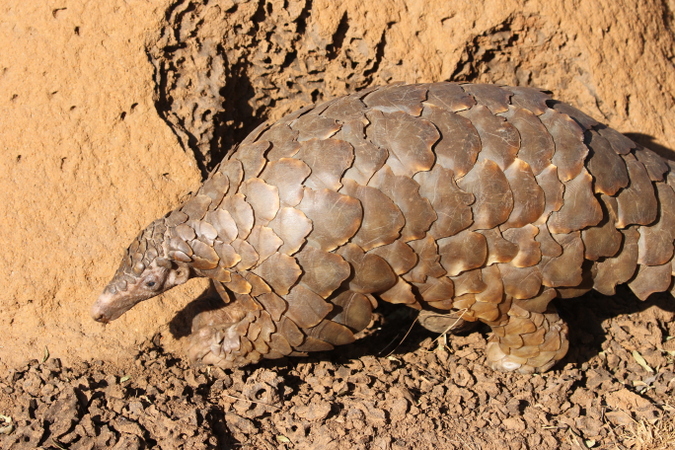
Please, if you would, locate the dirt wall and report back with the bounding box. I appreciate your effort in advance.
[1,0,674,372]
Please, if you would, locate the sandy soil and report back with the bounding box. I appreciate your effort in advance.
[1,0,675,448]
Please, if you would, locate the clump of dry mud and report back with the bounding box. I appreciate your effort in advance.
[2,290,674,449]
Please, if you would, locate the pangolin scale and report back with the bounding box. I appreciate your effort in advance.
[93,82,675,373]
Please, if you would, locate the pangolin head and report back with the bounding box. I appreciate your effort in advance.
[91,219,192,323]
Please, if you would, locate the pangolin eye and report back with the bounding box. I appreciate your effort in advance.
[145,281,156,288]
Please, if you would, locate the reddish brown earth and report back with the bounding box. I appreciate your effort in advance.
[1,0,675,448]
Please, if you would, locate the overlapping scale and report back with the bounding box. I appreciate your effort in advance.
[636,183,675,265]
[501,225,541,267]
[290,113,341,141]
[615,155,658,228]
[535,165,565,221]
[450,269,487,297]
[369,241,418,275]
[421,105,481,177]
[369,165,437,241]
[245,273,272,297]
[263,123,301,160]
[165,209,189,227]
[295,138,354,191]
[502,159,546,229]
[246,225,283,264]
[501,106,554,176]
[499,264,543,300]
[547,168,603,234]
[306,320,356,347]
[295,246,351,298]
[189,239,219,270]
[457,159,513,230]
[221,194,254,239]
[283,285,333,329]
[379,278,418,306]
[297,188,362,251]
[181,194,211,220]
[474,265,505,304]
[460,84,512,114]
[329,290,374,333]
[414,276,455,307]
[240,178,280,224]
[459,105,519,171]
[505,86,551,115]
[628,263,673,300]
[597,126,635,155]
[581,196,623,261]
[234,141,271,179]
[585,130,629,195]
[218,159,244,191]
[362,83,428,116]
[539,232,584,287]
[213,242,240,269]
[425,82,475,112]
[204,209,238,243]
[200,171,229,205]
[257,292,287,321]
[413,165,473,238]
[437,229,488,277]
[366,110,438,177]
[335,120,388,185]
[260,158,311,206]
[539,108,587,181]
[320,95,368,120]
[479,228,518,265]
[338,243,397,294]
[231,239,259,271]
[634,146,669,181]
[251,252,301,296]
[405,236,446,283]
[268,207,312,255]
[341,179,404,251]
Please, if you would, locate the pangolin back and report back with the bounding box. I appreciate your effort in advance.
[93,82,675,373]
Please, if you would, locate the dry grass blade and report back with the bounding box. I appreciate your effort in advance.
[617,415,675,450]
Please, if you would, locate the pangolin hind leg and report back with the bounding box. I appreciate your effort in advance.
[484,302,569,373]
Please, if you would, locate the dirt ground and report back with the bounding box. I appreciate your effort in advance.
[2,289,675,449]
[2,0,675,448]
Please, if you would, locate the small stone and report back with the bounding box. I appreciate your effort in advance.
[225,412,258,435]
[295,398,332,421]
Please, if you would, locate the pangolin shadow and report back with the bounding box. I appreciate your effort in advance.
[167,281,675,372]
[557,287,675,368]
[624,132,675,162]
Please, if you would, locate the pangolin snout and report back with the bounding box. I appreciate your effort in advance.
[90,297,111,323]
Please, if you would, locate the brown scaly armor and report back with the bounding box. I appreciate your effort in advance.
[92,83,675,373]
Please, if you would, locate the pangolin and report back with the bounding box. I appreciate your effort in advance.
[92,82,675,374]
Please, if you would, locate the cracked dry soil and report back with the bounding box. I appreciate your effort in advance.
[1,289,674,449]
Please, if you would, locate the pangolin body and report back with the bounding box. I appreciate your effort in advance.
[93,83,675,373]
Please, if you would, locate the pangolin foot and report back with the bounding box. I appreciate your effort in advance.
[187,307,264,368]
[485,305,569,374]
